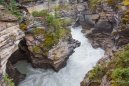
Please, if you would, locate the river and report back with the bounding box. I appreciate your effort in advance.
[15,26,104,86]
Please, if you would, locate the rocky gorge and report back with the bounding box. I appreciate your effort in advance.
[75,0,129,86]
[0,0,80,85]
[0,0,129,86]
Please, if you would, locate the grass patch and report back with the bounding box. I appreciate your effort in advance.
[31,10,72,55]
[87,44,129,86]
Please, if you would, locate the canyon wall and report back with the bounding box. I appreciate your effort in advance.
[0,5,25,85]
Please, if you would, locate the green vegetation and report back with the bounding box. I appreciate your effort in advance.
[89,66,103,79]
[31,9,72,55]
[0,0,22,19]
[33,45,42,54]
[0,0,8,8]
[106,0,123,6]
[4,73,15,86]
[20,24,27,31]
[89,72,96,79]
[106,0,129,8]
[86,0,129,11]
[88,0,102,10]
[87,44,129,86]
[10,0,22,19]
[120,10,129,30]
[57,4,72,11]
[123,0,129,6]
[32,10,49,17]
[32,28,45,34]
[111,68,129,86]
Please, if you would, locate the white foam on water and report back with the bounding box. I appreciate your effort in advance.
[16,26,104,86]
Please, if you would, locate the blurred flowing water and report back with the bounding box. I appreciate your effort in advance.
[15,26,104,86]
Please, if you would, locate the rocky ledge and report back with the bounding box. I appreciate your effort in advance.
[14,1,81,72]
[75,0,129,86]
[0,5,25,86]
[22,34,80,72]
[0,0,80,85]
[0,22,25,85]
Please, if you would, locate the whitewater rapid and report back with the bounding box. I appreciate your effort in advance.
[15,26,104,86]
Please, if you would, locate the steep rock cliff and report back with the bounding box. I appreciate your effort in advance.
[78,0,129,86]
[0,5,25,85]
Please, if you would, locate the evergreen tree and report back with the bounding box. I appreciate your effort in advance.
[10,0,21,18]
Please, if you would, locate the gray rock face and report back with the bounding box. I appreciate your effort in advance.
[94,21,113,33]
[78,14,95,29]
[80,1,129,86]
[22,34,80,72]
[0,21,24,85]
[76,1,116,54]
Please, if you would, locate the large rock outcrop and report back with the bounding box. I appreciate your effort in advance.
[18,3,81,72]
[0,5,25,85]
[75,1,116,56]
[20,33,80,72]
[78,0,129,86]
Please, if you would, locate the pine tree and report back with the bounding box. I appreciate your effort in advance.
[10,0,21,18]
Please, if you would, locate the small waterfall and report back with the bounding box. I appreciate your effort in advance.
[15,26,104,86]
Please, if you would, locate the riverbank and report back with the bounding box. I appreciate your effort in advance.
[1,0,129,86]
[15,26,104,86]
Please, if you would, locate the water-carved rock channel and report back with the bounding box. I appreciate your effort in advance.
[15,26,104,86]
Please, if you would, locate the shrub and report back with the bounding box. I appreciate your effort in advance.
[89,66,102,79]
[32,28,45,34]
[89,73,96,79]
[0,0,8,8]
[123,0,129,6]
[0,0,22,19]
[32,10,49,17]
[32,11,40,17]
[33,45,42,54]
[88,0,102,10]
[106,0,123,6]
[20,24,27,31]
[10,0,22,19]
[111,68,129,85]
[31,10,72,56]
[4,73,15,86]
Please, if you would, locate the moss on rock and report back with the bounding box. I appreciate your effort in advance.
[86,44,129,86]
[33,45,42,54]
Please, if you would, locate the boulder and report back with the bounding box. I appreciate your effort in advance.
[23,34,80,72]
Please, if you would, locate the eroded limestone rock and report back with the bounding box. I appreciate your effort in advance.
[23,34,80,72]
[0,9,24,84]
